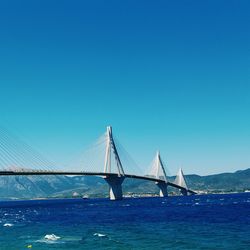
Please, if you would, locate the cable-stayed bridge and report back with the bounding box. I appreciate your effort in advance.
[0,126,196,200]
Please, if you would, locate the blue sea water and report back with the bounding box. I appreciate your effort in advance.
[0,193,249,250]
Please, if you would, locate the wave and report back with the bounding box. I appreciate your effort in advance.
[93,233,108,238]
[36,234,61,244]
[3,223,14,227]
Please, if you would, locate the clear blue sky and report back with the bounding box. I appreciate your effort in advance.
[0,0,249,175]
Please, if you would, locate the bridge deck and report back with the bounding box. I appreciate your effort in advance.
[0,171,196,195]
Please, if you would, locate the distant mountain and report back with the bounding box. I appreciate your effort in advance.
[184,168,250,193]
[0,175,75,199]
[0,169,249,199]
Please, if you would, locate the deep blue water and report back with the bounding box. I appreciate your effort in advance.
[0,193,250,250]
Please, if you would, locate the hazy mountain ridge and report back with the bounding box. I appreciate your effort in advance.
[0,169,249,199]
[185,168,250,192]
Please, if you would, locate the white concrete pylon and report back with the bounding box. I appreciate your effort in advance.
[103,127,111,173]
[103,126,125,200]
[149,151,168,182]
[174,168,188,189]
[156,151,168,182]
[103,126,125,177]
[149,151,169,197]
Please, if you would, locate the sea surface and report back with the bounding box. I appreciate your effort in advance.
[0,193,249,250]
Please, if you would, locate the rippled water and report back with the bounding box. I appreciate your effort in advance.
[0,193,250,250]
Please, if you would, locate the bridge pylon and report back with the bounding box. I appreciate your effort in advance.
[174,168,188,196]
[149,151,169,197]
[103,126,125,200]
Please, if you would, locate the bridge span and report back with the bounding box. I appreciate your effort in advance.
[0,126,197,200]
[0,170,196,199]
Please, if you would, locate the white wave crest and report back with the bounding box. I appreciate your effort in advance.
[3,223,13,227]
[36,234,61,244]
[93,233,107,238]
[44,234,61,241]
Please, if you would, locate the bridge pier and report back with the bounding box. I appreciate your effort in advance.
[180,189,188,196]
[156,182,168,197]
[104,176,125,200]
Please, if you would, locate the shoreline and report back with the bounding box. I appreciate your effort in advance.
[0,191,249,202]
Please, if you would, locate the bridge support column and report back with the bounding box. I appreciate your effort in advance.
[156,182,168,197]
[180,189,188,196]
[104,176,125,200]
